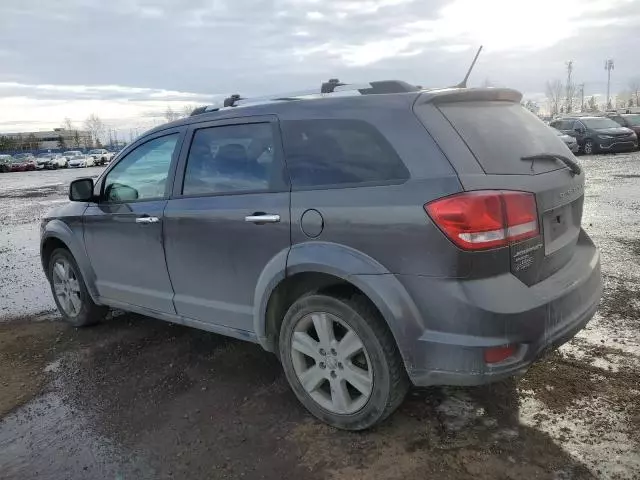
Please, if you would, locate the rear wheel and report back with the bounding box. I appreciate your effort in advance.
[583,139,595,155]
[48,248,107,327]
[279,293,408,430]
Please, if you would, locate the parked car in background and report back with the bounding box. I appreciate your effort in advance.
[87,149,114,165]
[36,153,68,169]
[550,116,638,154]
[0,154,14,172]
[49,154,69,169]
[13,153,37,163]
[68,154,93,168]
[41,83,602,430]
[551,127,579,153]
[8,156,36,172]
[36,154,52,170]
[606,113,640,145]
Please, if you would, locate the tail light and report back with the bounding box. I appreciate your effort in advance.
[425,191,539,251]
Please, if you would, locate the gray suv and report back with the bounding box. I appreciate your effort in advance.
[40,81,602,430]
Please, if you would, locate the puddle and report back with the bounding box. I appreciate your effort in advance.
[0,391,150,479]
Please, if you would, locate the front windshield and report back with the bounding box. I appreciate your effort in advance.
[582,117,623,129]
[622,114,640,126]
[14,153,29,159]
[89,149,101,154]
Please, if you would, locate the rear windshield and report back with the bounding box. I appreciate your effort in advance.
[437,101,568,175]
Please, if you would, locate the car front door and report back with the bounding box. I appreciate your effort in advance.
[83,130,184,314]
[163,116,290,334]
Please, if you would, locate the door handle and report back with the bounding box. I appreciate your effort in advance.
[135,216,160,224]
[244,214,280,224]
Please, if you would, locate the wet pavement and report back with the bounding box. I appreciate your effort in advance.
[0,157,639,479]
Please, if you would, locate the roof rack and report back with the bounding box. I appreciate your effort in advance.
[191,79,419,116]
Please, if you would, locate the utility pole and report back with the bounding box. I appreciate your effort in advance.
[578,83,585,112]
[605,59,614,110]
[565,60,574,113]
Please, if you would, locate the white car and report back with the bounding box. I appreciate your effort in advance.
[87,149,114,165]
[36,154,68,169]
[68,155,95,168]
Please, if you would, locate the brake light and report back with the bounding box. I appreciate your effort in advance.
[425,191,539,250]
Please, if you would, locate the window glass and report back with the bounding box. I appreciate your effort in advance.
[182,123,275,195]
[436,102,567,175]
[281,119,408,188]
[103,134,178,202]
[581,117,621,129]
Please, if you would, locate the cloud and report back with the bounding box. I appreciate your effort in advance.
[0,0,639,131]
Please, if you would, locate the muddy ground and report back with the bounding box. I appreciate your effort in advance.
[0,157,639,480]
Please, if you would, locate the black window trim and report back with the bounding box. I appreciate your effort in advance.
[97,129,185,205]
[171,115,289,200]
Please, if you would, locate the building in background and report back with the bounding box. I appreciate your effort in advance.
[0,128,92,153]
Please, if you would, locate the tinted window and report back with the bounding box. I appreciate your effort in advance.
[182,123,275,195]
[437,102,568,175]
[103,134,178,202]
[281,119,409,189]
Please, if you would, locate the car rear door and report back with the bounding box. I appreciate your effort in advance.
[83,129,184,313]
[415,95,585,286]
[163,116,290,334]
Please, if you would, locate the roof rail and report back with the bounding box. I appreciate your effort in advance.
[191,79,419,116]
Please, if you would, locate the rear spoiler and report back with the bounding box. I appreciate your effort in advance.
[416,87,523,105]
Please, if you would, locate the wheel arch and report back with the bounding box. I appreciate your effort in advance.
[41,220,100,303]
[254,242,423,370]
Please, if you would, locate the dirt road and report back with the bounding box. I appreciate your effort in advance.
[0,158,639,479]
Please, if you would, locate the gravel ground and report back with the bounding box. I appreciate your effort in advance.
[0,157,639,480]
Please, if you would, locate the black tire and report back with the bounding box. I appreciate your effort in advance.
[279,293,409,430]
[47,248,108,327]
[583,139,595,155]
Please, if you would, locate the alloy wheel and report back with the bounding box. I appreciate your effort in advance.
[51,258,82,317]
[584,140,594,155]
[289,312,373,415]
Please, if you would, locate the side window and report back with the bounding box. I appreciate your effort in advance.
[103,134,178,202]
[182,123,276,196]
[281,119,409,189]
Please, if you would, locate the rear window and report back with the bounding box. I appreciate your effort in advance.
[438,101,568,175]
[281,119,409,189]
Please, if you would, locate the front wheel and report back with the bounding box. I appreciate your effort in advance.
[48,248,108,327]
[279,293,408,430]
[583,139,595,155]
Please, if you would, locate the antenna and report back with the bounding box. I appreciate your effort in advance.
[456,45,483,88]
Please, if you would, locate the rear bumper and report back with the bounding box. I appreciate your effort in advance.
[398,231,602,387]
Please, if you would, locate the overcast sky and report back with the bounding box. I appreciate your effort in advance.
[1,0,639,135]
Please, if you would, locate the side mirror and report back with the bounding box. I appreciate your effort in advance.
[574,127,585,135]
[104,183,139,202]
[69,178,94,202]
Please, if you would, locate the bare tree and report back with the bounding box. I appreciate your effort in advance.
[62,117,74,131]
[164,105,180,122]
[84,114,104,147]
[545,80,564,116]
[181,104,200,118]
[629,77,640,107]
